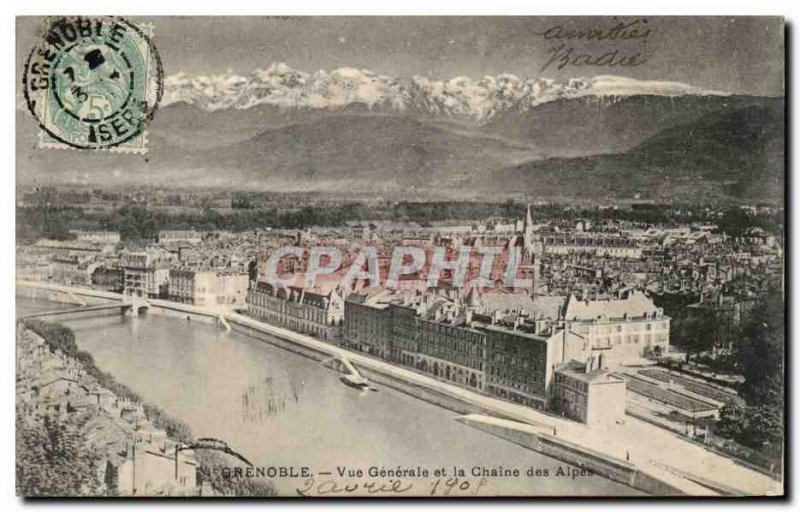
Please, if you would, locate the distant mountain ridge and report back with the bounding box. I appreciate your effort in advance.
[16,67,783,204]
[479,94,782,156]
[492,104,784,202]
[163,63,728,120]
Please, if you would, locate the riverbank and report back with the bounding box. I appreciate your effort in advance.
[16,317,276,497]
[16,281,783,496]
[16,320,199,496]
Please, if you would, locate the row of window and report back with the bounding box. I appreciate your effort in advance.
[576,321,668,335]
[420,320,483,343]
[555,373,589,393]
[249,296,333,324]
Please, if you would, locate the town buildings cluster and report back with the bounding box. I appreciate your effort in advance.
[16,204,783,426]
[338,285,657,424]
[244,208,664,425]
[18,230,254,309]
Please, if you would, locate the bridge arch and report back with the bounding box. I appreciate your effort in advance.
[124,296,151,316]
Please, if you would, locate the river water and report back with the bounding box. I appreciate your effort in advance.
[17,296,640,497]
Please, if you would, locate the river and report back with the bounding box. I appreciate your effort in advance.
[17,296,641,496]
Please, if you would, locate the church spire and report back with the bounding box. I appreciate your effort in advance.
[522,204,537,259]
[524,203,533,234]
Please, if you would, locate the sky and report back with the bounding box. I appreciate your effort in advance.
[17,16,784,96]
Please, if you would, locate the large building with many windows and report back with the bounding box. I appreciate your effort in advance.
[70,230,121,245]
[561,290,670,366]
[342,289,395,359]
[168,269,249,307]
[121,251,174,299]
[247,281,345,341]
[91,265,124,293]
[483,323,580,408]
[344,288,583,410]
[541,234,643,259]
[158,230,202,245]
[343,286,664,412]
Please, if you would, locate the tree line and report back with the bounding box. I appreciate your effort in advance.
[17,201,782,244]
[715,290,784,455]
[668,289,784,455]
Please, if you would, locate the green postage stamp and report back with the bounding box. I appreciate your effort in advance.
[22,16,163,153]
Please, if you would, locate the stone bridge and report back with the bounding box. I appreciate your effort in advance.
[122,295,151,316]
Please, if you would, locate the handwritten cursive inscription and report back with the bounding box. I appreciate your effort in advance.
[296,477,414,496]
[296,476,490,497]
[536,19,651,72]
[542,44,647,72]
[536,19,652,42]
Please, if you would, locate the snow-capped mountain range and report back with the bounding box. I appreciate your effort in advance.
[163,62,728,119]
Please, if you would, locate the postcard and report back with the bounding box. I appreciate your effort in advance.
[15,15,785,497]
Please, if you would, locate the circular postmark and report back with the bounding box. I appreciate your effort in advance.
[23,16,163,150]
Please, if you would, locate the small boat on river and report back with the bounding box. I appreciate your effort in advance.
[340,373,370,389]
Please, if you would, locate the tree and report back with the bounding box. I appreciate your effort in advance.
[232,192,252,209]
[717,208,754,238]
[715,287,785,452]
[736,288,784,407]
[247,259,258,284]
[745,404,783,451]
[674,309,717,362]
[16,409,103,496]
[716,400,748,440]
[113,205,158,241]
